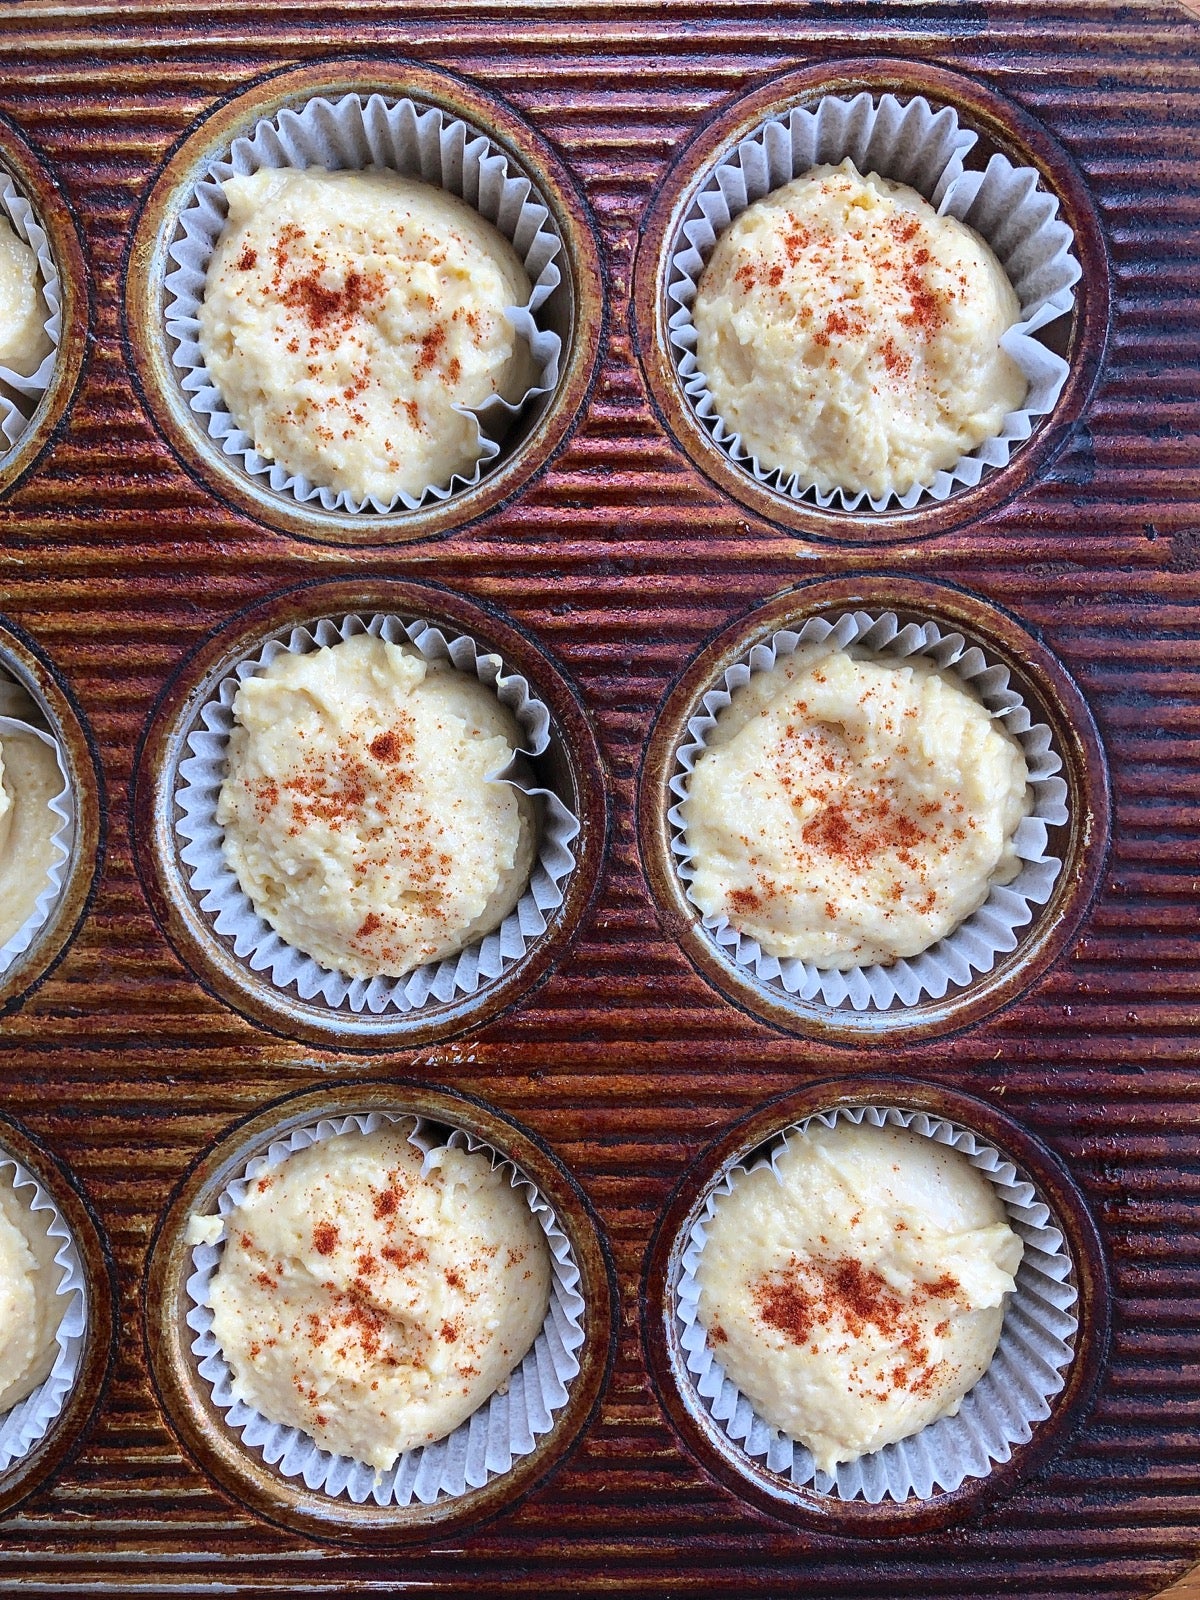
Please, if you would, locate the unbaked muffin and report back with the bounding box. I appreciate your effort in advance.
[217,632,538,980]
[695,1119,1023,1472]
[198,167,537,501]
[692,158,1027,499]
[680,644,1031,968]
[203,1124,551,1468]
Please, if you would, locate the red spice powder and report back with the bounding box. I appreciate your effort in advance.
[368,730,404,763]
[282,267,384,333]
[312,1222,339,1256]
[752,1254,964,1402]
[414,324,446,377]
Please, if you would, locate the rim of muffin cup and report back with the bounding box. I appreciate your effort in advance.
[144,1082,615,1545]
[0,114,88,500]
[631,56,1110,543]
[132,578,607,1051]
[642,1075,1111,1537]
[637,574,1111,1046]
[0,614,104,1016]
[0,1115,115,1519]
[124,56,604,547]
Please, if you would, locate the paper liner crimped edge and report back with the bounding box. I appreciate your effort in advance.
[673,1102,1079,1504]
[0,172,61,455]
[185,1110,586,1506]
[174,610,580,1016]
[668,608,1068,1012]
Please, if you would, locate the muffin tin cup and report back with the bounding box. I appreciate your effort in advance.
[668,606,1068,1012]
[665,88,1079,514]
[163,90,564,517]
[674,1101,1078,1505]
[0,172,61,455]
[0,1149,88,1474]
[0,702,75,978]
[185,1109,586,1507]
[0,617,103,1016]
[643,1075,1111,1538]
[174,609,580,1017]
[638,573,1110,1044]
[145,1082,614,1545]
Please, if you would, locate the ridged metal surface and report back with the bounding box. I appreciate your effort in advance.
[0,2,1195,1593]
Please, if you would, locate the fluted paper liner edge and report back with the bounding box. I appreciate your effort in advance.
[0,1153,87,1473]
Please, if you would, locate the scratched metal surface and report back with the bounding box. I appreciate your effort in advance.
[0,2,1196,1594]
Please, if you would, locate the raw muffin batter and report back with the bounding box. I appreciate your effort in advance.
[198,167,537,501]
[695,1119,1023,1472]
[0,215,50,378]
[692,159,1028,498]
[681,646,1031,968]
[0,1174,65,1413]
[205,1124,552,1468]
[217,632,537,979]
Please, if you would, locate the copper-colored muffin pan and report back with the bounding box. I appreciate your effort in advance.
[0,5,1197,1596]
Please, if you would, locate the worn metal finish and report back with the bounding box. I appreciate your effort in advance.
[0,4,1195,1596]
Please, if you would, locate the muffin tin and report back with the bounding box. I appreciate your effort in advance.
[0,10,1197,1599]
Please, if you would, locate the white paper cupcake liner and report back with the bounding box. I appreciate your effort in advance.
[0,1151,87,1473]
[675,1103,1079,1504]
[163,92,564,514]
[666,90,1081,511]
[669,608,1068,1012]
[0,171,61,454]
[174,611,580,1015]
[185,1110,586,1506]
[0,700,75,978]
